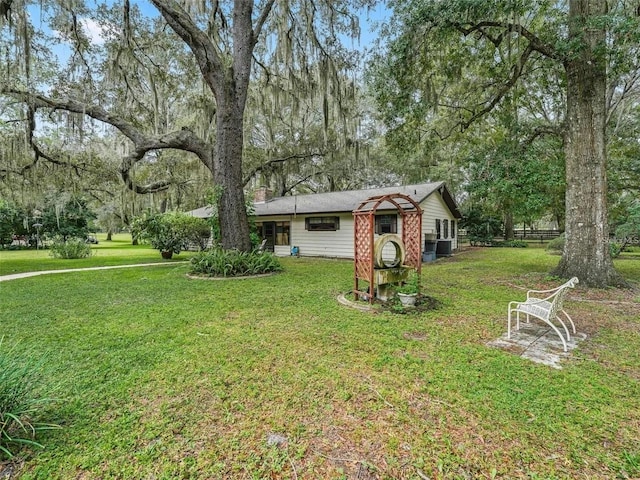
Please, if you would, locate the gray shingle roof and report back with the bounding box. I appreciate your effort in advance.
[189,182,461,218]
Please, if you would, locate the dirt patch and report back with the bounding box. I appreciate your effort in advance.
[338,292,441,315]
[403,331,429,341]
[0,459,23,480]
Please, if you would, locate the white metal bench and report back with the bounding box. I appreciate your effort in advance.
[508,277,579,352]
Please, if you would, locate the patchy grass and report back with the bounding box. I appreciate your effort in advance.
[0,247,638,479]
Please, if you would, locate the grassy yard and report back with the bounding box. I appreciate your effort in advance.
[0,246,639,479]
[0,234,191,276]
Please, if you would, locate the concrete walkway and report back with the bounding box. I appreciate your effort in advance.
[0,261,188,282]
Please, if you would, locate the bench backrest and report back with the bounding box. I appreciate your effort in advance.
[548,277,579,319]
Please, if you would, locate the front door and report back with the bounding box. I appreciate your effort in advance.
[261,222,275,251]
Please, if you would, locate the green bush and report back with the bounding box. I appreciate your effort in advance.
[610,242,623,258]
[0,200,28,248]
[131,212,210,255]
[493,240,528,248]
[40,194,96,241]
[49,237,93,259]
[460,207,503,246]
[189,248,283,277]
[0,340,58,458]
[546,233,565,254]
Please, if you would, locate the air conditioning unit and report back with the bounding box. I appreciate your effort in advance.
[436,240,452,257]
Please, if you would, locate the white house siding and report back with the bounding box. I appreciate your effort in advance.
[289,213,355,258]
[420,194,458,250]
[274,245,291,256]
[258,192,458,259]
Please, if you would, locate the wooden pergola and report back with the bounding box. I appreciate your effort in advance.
[353,193,423,303]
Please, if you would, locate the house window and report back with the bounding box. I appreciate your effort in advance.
[435,219,441,239]
[305,216,340,231]
[375,214,397,234]
[275,222,290,245]
[451,220,456,239]
[443,219,449,239]
[256,222,290,246]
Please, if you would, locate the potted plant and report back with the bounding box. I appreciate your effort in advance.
[395,269,420,306]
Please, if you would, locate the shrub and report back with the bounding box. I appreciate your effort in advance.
[610,242,623,258]
[131,212,210,255]
[0,200,28,248]
[40,194,96,241]
[546,233,565,254]
[493,240,528,248]
[49,237,93,259]
[0,340,59,458]
[189,248,283,277]
[460,207,503,246]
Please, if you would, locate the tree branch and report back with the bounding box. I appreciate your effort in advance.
[243,151,325,186]
[448,44,536,136]
[0,0,13,20]
[281,172,318,196]
[3,88,214,193]
[454,21,563,62]
[254,0,276,43]
[149,0,225,95]
[519,124,564,150]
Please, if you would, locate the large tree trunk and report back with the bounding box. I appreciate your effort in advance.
[553,0,625,287]
[214,88,252,252]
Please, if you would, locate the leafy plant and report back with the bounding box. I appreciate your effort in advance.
[0,200,28,248]
[189,248,283,277]
[132,212,210,256]
[40,194,96,241]
[460,207,503,246]
[610,242,623,258]
[546,233,565,254]
[395,269,420,295]
[493,240,529,248]
[614,200,640,252]
[0,339,59,459]
[49,237,93,259]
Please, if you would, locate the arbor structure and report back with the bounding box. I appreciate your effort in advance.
[372,0,639,286]
[1,0,371,251]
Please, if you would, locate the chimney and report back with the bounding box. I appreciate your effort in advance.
[254,186,273,204]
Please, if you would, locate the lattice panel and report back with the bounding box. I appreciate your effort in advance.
[354,214,374,280]
[353,193,423,303]
[402,212,422,273]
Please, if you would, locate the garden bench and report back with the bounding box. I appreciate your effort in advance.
[508,277,579,352]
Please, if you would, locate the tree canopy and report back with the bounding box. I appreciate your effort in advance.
[1,0,374,250]
[370,0,640,286]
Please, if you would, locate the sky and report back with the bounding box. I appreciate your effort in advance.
[38,1,391,53]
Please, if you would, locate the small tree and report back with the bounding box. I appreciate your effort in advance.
[0,200,27,248]
[40,195,96,241]
[460,207,503,246]
[132,212,210,258]
[614,200,640,253]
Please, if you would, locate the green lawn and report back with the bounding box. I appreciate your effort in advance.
[0,234,192,276]
[1,247,639,479]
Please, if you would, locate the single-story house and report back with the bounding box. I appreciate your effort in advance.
[189,182,462,259]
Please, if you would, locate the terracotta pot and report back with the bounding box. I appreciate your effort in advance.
[161,251,173,259]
